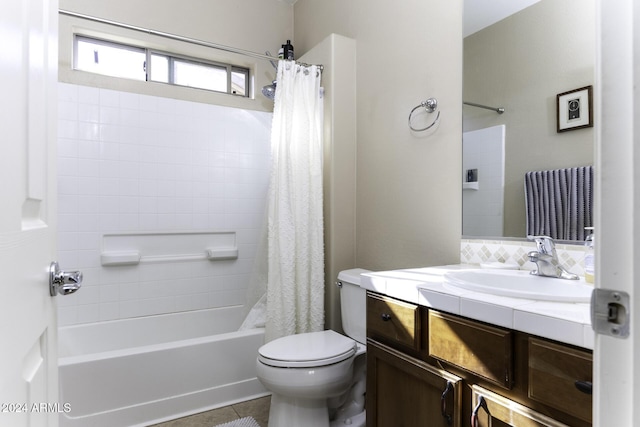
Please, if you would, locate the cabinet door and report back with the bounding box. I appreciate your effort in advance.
[367,339,462,427]
[470,385,570,427]
[528,338,592,423]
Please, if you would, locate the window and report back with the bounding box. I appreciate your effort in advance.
[74,36,250,97]
[75,37,146,81]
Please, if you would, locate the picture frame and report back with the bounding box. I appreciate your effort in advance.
[557,85,593,132]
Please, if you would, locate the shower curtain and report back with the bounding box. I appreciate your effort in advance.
[265,61,325,342]
[238,61,324,338]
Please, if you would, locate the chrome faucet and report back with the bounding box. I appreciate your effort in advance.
[527,235,579,280]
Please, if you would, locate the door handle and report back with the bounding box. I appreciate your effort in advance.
[49,261,83,296]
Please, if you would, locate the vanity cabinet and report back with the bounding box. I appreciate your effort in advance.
[365,292,593,427]
[366,294,463,427]
[470,385,571,427]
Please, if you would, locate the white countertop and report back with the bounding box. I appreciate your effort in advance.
[361,264,594,350]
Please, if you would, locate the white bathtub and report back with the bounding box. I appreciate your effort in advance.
[58,306,268,427]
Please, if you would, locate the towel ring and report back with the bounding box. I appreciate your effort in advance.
[408,98,441,132]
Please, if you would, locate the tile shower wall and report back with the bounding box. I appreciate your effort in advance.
[57,83,271,326]
[462,125,505,237]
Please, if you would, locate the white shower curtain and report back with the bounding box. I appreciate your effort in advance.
[265,60,325,342]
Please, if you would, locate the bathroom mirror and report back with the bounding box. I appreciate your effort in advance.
[462,0,595,239]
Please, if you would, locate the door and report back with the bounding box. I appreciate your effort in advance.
[0,0,60,426]
[594,0,640,426]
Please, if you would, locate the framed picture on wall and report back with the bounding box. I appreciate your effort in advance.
[557,85,593,132]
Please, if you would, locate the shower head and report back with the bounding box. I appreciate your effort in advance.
[262,51,278,101]
[262,80,276,101]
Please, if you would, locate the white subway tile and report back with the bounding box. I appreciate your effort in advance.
[77,195,100,214]
[100,284,120,303]
[58,176,79,195]
[99,303,120,321]
[76,214,99,232]
[78,140,100,159]
[118,214,139,230]
[78,86,99,104]
[78,159,101,177]
[57,306,78,326]
[78,122,100,141]
[58,119,78,139]
[57,84,271,325]
[79,104,100,123]
[58,82,79,102]
[99,89,120,107]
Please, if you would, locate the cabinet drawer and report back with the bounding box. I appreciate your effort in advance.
[429,310,513,388]
[528,338,592,423]
[367,293,420,351]
[471,385,570,427]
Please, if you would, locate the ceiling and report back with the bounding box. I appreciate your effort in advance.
[463,0,541,37]
[278,0,540,38]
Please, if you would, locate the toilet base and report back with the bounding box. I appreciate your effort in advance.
[267,393,330,427]
[330,409,366,427]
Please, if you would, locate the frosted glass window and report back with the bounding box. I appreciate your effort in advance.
[173,59,227,92]
[74,35,250,97]
[150,54,169,83]
[75,37,146,81]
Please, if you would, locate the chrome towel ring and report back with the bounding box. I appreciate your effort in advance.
[408,98,440,132]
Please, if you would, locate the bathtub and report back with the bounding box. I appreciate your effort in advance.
[58,306,268,427]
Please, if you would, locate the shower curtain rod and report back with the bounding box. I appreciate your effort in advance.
[59,9,323,71]
[463,101,505,114]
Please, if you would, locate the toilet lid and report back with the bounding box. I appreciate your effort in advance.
[258,330,356,368]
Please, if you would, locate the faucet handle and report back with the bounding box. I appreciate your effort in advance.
[527,235,556,255]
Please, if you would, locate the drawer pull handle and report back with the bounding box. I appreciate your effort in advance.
[575,380,593,395]
[381,313,392,322]
[471,395,491,427]
[440,381,454,425]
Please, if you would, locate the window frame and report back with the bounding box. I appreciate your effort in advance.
[73,34,250,98]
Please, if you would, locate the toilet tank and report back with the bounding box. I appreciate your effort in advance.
[337,268,370,345]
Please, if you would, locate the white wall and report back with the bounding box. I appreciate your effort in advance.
[298,34,357,332]
[57,82,271,325]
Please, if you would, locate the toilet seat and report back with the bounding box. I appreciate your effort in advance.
[258,330,356,368]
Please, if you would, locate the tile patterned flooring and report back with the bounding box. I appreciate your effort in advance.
[149,396,270,427]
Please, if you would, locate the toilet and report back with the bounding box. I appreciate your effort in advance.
[256,268,369,427]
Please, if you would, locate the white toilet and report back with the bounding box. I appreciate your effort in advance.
[256,268,369,427]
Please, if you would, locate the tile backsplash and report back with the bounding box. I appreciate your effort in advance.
[57,83,271,326]
[460,238,587,277]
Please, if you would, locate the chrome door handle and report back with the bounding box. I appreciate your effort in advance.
[49,262,83,296]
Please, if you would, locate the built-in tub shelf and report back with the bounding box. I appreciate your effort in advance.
[463,182,479,190]
[101,231,239,266]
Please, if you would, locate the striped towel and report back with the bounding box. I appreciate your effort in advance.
[524,166,593,240]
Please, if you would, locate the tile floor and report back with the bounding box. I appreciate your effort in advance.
[149,396,270,427]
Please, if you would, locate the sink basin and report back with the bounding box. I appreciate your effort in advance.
[443,269,592,303]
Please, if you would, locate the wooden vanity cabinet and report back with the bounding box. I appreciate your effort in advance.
[470,385,572,427]
[366,293,463,427]
[366,292,593,427]
[367,340,463,427]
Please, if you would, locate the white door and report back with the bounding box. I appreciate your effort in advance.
[0,0,61,426]
[594,0,640,425]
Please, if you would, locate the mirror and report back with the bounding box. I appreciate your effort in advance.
[462,0,595,239]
